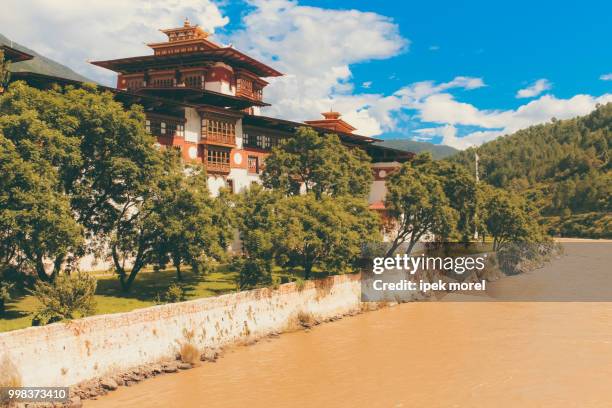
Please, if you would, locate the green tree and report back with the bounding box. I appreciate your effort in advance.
[0,50,9,92]
[410,153,479,241]
[231,185,280,288]
[0,82,164,280]
[0,131,82,281]
[262,126,373,199]
[275,194,380,279]
[0,281,14,315]
[435,162,479,241]
[480,185,543,251]
[152,156,233,280]
[384,157,458,256]
[30,273,97,325]
[108,149,178,291]
[234,257,273,290]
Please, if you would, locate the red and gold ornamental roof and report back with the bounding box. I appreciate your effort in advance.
[91,19,282,78]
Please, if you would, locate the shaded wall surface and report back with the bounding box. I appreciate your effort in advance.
[0,274,360,387]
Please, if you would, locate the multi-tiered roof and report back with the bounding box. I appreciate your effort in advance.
[91,19,281,110]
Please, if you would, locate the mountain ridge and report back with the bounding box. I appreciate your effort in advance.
[376,139,458,159]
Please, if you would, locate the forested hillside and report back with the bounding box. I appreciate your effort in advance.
[452,103,611,238]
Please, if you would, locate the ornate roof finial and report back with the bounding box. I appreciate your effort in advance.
[322,110,341,120]
[184,17,191,27]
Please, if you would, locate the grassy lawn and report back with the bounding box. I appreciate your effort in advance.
[0,266,239,333]
[0,265,329,333]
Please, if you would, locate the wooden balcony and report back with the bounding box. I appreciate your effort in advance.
[236,87,262,102]
[202,133,236,146]
[205,161,230,174]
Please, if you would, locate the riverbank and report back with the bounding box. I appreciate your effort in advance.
[86,241,612,407]
[0,274,362,395]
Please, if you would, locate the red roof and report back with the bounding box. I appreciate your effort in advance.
[368,201,386,210]
[242,114,381,144]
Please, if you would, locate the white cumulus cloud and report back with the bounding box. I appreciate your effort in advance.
[0,0,229,83]
[516,78,552,98]
[413,92,612,149]
[600,73,612,81]
[229,0,408,135]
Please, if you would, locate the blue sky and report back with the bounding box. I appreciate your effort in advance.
[1,0,610,148]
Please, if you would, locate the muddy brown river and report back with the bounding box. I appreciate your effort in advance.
[87,242,612,407]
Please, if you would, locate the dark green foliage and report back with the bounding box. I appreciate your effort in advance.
[452,103,611,237]
[0,50,9,91]
[164,283,185,303]
[0,82,233,291]
[109,150,231,291]
[274,194,381,279]
[0,128,83,281]
[232,188,380,281]
[257,126,380,278]
[236,257,272,290]
[479,185,545,251]
[0,281,14,315]
[548,212,612,239]
[29,273,97,325]
[150,154,232,282]
[385,153,474,255]
[228,186,277,289]
[262,126,373,200]
[232,185,280,263]
[0,81,159,281]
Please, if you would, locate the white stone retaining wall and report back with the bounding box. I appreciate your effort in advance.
[0,274,361,387]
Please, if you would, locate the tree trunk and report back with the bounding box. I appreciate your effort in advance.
[35,256,52,282]
[304,263,312,280]
[175,263,182,281]
[112,245,142,292]
[405,236,419,256]
[119,267,140,292]
[384,218,411,258]
[384,236,405,258]
[54,255,66,276]
[50,255,64,280]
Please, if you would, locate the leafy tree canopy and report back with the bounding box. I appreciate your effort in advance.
[0,81,163,282]
[151,157,233,281]
[385,157,459,256]
[262,126,373,200]
[0,50,9,91]
[0,129,82,281]
[478,184,545,251]
[274,194,380,279]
